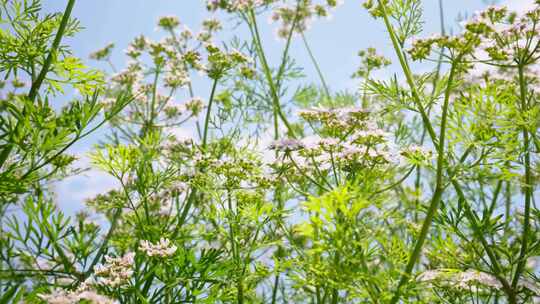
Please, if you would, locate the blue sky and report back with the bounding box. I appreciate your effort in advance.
[39,0,530,214]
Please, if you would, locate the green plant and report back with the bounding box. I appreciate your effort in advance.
[1,0,539,303]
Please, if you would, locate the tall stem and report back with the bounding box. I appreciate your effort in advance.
[173,78,219,236]
[512,64,533,288]
[202,79,219,149]
[412,0,446,223]
[271,273,279,304]
[149,67,161,126]
[274,5,299,140]
[247,9,295,137]
[376,0,455,301]
[28,0,76,101]
[377,1,438,148]
[301,31,331,98]
[389,61,458,304]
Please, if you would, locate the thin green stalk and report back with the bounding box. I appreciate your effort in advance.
[428,0,446,101]
[270,14,299,293]
[237,279,244,304]
[225,192,244,304]
[149,67,161,127]
[389,60,458,304]
[274,3,299,141]
[300,31,330,98]
[276,2,301,91]
[412,139,424,222]
[511,64,533,289]
[504,180,511,231]
[331,289,338,304]
[173,78,219,236]
[486,180,503,222]
[274,23,294,140]
[271,274,279,304]
[202,79,219,148]
[174,188,196,235]
[437,0,446,36]
[247,9,295,137]
[377,1,461,301]
[377,0,438,148]
[28,0,76,101]
[361,70,371,108]
[287,154,331,192]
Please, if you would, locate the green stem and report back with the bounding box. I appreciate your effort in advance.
[172,78,219,238]
[370,165,416,198]
[28,0,76,101]
[331,289,338,304]
[202,79,219,149]
[411,0,445,222]
[237,279,244,304]
[301,31,330,98]
[504,180,511,231]
[276,3,300,91]
[361,70,371,108]
[486,180,503,222]
[172,78,219,237]
[378,0,438,148]
[149,67,161,126]
[247,9,295,137]
[271,273,279,304]
[390,60,458,304]
[174,188,196,233]
[274,5,299,140]
[512,64,533,289]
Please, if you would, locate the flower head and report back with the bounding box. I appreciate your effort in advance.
[139,238,178,258]
[268,139,305,152]
[94,252,135,287]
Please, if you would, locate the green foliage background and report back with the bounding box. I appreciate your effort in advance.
[0,0,539,303]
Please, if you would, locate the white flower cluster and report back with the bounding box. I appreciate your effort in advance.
[163,96,205,119]
[269,0,345,39]
[463,4,540,62]
[269,106,397,174]
[139,238,178,258]
[418,269,540,295]
[38,277,115,304]
[418,269,501,289]
[408,3,540,64]
[93,11,238,138]
[38,289,116,304]
[298,106,371,128]
[94,252,135,287]
[268,138,305,152]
